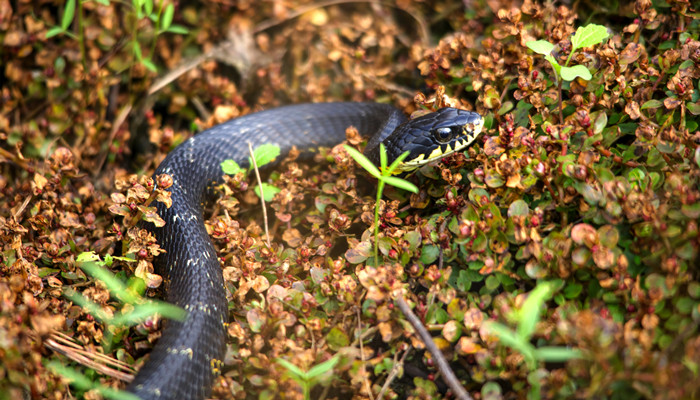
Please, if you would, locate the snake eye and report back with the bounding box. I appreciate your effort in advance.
[433,127,452,143]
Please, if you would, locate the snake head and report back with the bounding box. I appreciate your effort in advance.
[385,107,484,172]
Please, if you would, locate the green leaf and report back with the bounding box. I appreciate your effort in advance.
[641,99,663,110]
[61,0,76,30]
[379,143,388,169]
[560,65,592,81]
[143,0,153,17]
[386,149,412,175]
[141,58,158,72]
[533,346,583,362]
[526,40,555,56]
[132,43,144,60]
[141,58,158,73]
[221,159,244,175]
[687,102,700,115]
[544,54,561,76]
[419,245,439,264]
[306,356,339,380]
[111,302,186,326]
[571,24,609,51]
[326,327,349,351]
[251,143,281,168]
[483,321,536,367]
[165,25,189,35]
[517,281,555,340]
[46,362,142,400]
[344,145,380,178]
[161,3,174,31]
[276,358,305,379]
[507,199,529,217]
[255,183,280,202]
[94,0,110,5]
[132,0,144,18]
[382,176,418,193]
[45,26,65,38]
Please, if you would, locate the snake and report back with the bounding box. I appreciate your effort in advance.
[128,102,484,399]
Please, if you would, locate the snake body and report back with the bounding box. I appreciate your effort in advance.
[128,102,483,399]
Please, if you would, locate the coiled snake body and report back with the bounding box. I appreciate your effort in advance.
[128,103,483,399]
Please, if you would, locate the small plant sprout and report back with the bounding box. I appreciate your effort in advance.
[221,143,283,202]
[527,24,609,121]
[483,281,582,400]
[276,355,340,400]
[51,252,186,398]
[68,252,186,348]
[343,143,418,265]
[46,0,189,72]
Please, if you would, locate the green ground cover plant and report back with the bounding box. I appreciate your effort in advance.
[0,0,698,399]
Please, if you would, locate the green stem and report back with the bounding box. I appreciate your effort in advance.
[78,0,86,71]
[374,179,385,266]
[150,0,165,59]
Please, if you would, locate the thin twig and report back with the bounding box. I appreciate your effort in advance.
[45,331,135,382]
[248,143,271,247]
[395,296,473,400]
[376,346,410,400]
[357,307,375,400]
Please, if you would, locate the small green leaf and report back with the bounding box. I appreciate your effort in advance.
[276,358,305,378]
[526,40,555,56]
[94,0,110,5]
[483,321,536,367]
[591,111,607,134]
[507,199,529,217]
[386,149,411,175]
[560,65,592,81]
[326,327,349,351]
[161,3,174,31]
[143,0,153,17]
[544,54,562,76]
[255,183,280,202]
[533,346,582,362]
[517,281,555,340]
[344,145,380,178]
[45,26,65,38]
[382,176,418,193]
[61,0,76,30]
[165,25,189,35]
[641,99,663,110]
[141,58,158,73]
[379,143,388,169]
[252,143,281,168]
[571,24,609,51]
[111,302,186,326]
[419,245,439,264]
[687,102,700,115]
[306,356,340,380]
[221,159,244,175]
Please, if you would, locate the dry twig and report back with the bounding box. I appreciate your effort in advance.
[395,296,473,400]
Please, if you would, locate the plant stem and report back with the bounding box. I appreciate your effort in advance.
[373,180,384,266]
[395,296,473,400]
[557,78,564,124]
[78,0,86,72]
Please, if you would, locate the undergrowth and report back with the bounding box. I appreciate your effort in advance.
[0,0,699,399]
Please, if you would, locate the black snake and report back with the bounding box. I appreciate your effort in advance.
[128,102,483,399]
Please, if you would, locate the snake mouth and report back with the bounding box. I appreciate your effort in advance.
[395,115,484,172]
